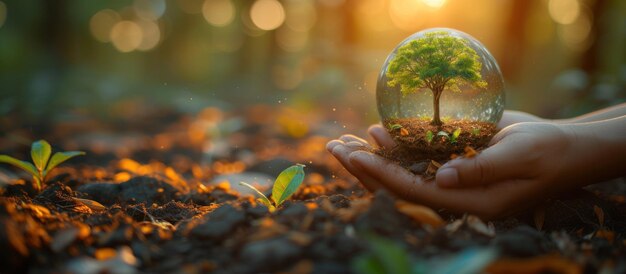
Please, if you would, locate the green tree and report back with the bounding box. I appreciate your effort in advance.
[386,31,486,126]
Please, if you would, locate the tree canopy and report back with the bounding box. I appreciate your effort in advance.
[385,31,487,125]
[386,31,486,96]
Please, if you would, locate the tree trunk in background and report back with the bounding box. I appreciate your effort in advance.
[431,89,443,126]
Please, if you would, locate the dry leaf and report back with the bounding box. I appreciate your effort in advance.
[595,229,615,244]
[426,160,441,175]
[534,207,545,231]
[74,198,106,211]
[486,254,582,274]
[593,205,604,227]
[395,200,444,229]
[466,215,495,237]
[400,128,409,136]
[23,204,51,218]
[464,146,477,158]
[95,248,117,260]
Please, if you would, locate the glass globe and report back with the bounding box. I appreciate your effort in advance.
[376,28,504,156]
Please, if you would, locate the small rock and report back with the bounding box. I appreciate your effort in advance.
[408,162,429,174]
[492,226,551,257]
[76,183,121,206]
[191,204,246,240]
[240,237,302,271]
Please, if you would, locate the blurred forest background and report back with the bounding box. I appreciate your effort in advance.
[0,0,624,126]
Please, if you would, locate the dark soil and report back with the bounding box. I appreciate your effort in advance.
[0,107,625,274]
[379,118,497,175]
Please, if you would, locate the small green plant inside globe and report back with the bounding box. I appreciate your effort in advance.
[376,28,504,170]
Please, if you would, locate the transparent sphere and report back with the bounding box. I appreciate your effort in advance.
[376,28,505,154]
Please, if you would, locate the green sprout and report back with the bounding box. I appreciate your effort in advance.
[388,124,403,131]
[450,128,462,143]
[425,131,434,144]
[0,140,85,191]
[239,164,305,212]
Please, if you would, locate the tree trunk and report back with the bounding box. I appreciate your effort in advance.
[431,89,443,126]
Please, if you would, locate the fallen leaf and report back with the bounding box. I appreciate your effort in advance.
[593,205,604,227]
[485,254,582,274]
[464,146,477,158]
[594,229,614,244]
[426,160,441,175]
[466,215,495,237]
[395,200,444,229]
[94,248,117,260]
[400,128,409,136]
[74,198,106,211]
[23,204,51,218]
[51,227,80,253]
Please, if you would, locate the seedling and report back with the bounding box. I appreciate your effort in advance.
[471,127,480,136]
[0,140,85,191]
[239,164,305,212]
[424,131,434,144]
[388,124,403,131]
[450,128,462,143]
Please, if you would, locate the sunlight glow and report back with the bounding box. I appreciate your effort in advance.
[548,0,580,25]
[389,0,424,31]
[250,0,285,31]
[202,0,235,27]
[422,0,446,8]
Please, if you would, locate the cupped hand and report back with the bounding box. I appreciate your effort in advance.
[326,112,577,220]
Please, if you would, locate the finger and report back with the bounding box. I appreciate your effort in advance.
[436,137,533,188]
[326,139,345,153]
[498,110,543,129]
[339,135,372,150]
[329,144,383,192]
[368,125,396,149]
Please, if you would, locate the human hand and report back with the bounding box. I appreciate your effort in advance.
[327,119,581,219]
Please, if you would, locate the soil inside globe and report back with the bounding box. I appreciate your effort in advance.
[375,118,498,177]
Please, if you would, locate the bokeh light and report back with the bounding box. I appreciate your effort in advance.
[250,0,285,31]
[389,0,425,31]
[110,21,143,52]
[90,9,121,43]
[276,26,308,52]
[284,0,316,32]
[548,0,580,25]
[558,9,593,51]
[133,0,166,21]
[202,0,235,27]
[0,1,6,29]
[136,19,161,51]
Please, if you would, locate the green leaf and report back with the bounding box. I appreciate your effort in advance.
[31,140,52,172]
[359,236,412,274]
[0,155,39,178]
[45,151,85,174]
[425,131,434,143]
[451,128,462,143]
[271,164,305,206]
[238,182,273,210]
[352,254,387,274]
[389,124,403,131]
[471,128,480,136]
[437,131,449,138]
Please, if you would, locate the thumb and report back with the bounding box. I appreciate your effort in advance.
[436,142,528,188]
